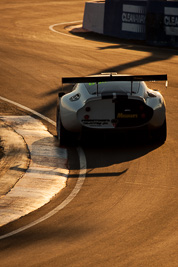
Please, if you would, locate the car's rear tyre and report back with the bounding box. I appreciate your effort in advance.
[56,105,78,146]
[151,119,167,144]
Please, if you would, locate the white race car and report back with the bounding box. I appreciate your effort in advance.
[56,73,167,145]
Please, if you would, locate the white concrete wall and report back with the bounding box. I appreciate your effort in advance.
[83,1,105,34]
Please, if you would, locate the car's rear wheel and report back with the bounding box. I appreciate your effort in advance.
[151,119,167,144]
[56,105,78,146]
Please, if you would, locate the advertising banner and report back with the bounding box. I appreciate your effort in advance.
[146,1,166,46]
[104,0,147,40]
[104,0,123,38]
[104,0,178,47]
[121,1,147,40]
[164,2,178,46]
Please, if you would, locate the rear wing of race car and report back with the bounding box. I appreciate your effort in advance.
[62,74,168,95]
[62,74,167,84]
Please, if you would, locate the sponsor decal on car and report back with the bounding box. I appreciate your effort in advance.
[88,82,107,86]
[117,113,138,119]
[82,119,109,126]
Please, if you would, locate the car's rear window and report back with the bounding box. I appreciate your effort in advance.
[83,81,145,95]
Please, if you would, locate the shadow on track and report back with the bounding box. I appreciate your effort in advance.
[35,30,168,175]
[68,131,164,173]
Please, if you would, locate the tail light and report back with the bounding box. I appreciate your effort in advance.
[84,114,90,120]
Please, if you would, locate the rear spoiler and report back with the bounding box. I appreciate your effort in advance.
[62,74,168,84]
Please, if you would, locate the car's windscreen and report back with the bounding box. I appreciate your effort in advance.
[84,81,144,95]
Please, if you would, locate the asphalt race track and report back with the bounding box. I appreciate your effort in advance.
[0,1,178,266]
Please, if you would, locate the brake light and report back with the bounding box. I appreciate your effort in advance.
[139,105,144,111]
[84,115,90,120]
